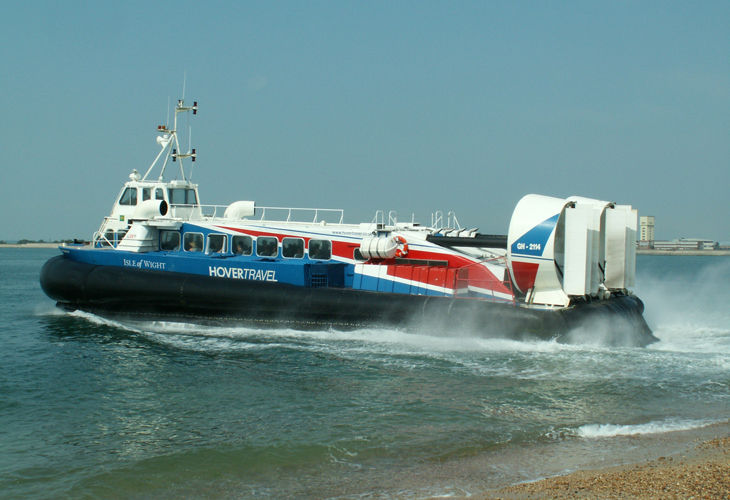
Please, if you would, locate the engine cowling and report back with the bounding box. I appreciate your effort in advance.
[507,194,637,306]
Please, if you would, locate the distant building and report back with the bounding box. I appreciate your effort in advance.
[636,215,720,251]
[639,216,655,242]
[652,239,716,251]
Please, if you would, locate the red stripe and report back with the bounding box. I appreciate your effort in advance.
[215,225,513,295]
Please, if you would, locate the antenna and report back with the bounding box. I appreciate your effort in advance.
[188,141,195,181]
[182,71,187,101]
[188,123,196,181]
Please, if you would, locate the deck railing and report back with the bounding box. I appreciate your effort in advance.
[197,204,345,224]
[430,211,462,230]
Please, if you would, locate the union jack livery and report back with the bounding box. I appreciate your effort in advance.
[40,96,656,346]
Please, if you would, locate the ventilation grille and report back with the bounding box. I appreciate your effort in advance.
[310,273,328,288]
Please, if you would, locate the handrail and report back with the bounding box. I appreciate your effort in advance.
[371,210,384,227]
[447,211,461,230]
[430,210,462,230]
[197,204,345,224]
[92,230,115,248]
[388,211,398,226]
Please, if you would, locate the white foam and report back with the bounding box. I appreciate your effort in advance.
[576,418,719,438]
[635,258,730,352]
[63,309,587,354]
[63,311,620,379]
[69,310,143,332]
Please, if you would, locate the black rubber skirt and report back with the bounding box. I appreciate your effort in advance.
[40,255,657,346]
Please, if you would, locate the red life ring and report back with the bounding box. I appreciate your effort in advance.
[394,236,409,258]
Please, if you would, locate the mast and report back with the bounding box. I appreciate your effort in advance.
[141,99,198,182]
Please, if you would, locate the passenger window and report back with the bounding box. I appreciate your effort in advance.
[184,233,203,252]
[119,187,137,206]
[354,248,367,261]
[256,236,278,257]
[207,234,227,254]
[309,239,331,260]
[160,231,181,251]
[155,188,164,200]
[282,238,304,258]
[142,188,151,201]
[232,235,253,256]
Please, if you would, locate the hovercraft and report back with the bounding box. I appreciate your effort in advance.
[40,97,656,346]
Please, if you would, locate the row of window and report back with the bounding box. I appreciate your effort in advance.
[119,187,197,206]
[160,231,335,260]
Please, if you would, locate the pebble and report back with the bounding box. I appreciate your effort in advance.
[472,437,730,500]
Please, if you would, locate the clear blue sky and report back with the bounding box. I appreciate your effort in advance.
[1,1,728,242]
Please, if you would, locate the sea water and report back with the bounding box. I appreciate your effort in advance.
[1,248,728,499]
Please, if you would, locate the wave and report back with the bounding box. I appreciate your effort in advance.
[575,418,721,438]
[63,309,730,386]
[64,309,577,354]
[62,310,655,383]
[68,310,142,329]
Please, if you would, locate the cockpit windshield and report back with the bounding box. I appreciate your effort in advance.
[168,188,197,205]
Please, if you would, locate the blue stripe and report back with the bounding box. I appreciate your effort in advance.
[510,214,559,257]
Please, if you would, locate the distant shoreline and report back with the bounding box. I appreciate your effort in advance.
[637,249,730,256]
[0,243,64,249]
